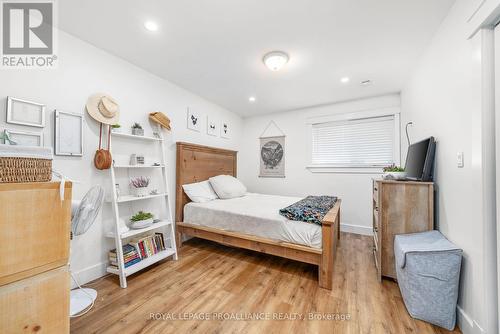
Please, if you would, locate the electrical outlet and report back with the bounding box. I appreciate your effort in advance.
[457,152,464,168]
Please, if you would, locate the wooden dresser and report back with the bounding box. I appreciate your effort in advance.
[0,182,72,333]
[372,179,434,281]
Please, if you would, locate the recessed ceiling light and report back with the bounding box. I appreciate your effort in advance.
[249,96,256,103]
[263,51,289,71]
[340,77,350,83]
[360,80,373,86]
[144,21,159,32]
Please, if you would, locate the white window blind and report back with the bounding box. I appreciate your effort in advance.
[311,115,395,167]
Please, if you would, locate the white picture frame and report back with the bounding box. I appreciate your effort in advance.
[187,108,200,132]
[3,129,44,147]
[207,116,218,136]
[54,110,84,156]
[6,96,46,128]
[221,120,230,138]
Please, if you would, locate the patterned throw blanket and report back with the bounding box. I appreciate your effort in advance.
[279,196,337,226]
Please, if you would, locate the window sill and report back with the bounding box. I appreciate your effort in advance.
[306,165,385,174]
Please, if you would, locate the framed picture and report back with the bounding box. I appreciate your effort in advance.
[187,108,200,132]
[259,136,285,178]
[221,121,230,138]
[54,110,84,156]
[3,129,44,147]
[6,96,46,128]
[207,116,218,136]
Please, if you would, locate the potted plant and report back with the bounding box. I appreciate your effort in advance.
[111,124,121,133]
[130,176,150,197]
[130,211,154,229]
[131,123,144,136]
[383,164,407,180]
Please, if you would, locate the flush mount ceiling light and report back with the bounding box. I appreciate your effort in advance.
[248,96,256,103]
[144,21,159,32]
[263,51,289,71]
[340,77,350,83]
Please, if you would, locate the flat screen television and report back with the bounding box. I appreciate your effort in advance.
[404,136,436,182]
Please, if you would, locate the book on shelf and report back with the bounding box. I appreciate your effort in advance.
[109,233,167,268]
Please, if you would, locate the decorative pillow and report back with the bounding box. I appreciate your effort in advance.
[209,175,247,199]
[182,180,219,203]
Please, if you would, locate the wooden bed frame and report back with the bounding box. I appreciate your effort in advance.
[175,142,341,289]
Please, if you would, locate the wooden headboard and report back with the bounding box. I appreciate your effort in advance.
[175,142,238,222]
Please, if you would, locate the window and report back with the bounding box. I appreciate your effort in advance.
[310,115,398,169]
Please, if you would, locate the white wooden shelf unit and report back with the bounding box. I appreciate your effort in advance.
[107,128,178,288]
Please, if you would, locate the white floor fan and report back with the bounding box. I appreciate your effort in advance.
[69,185,105,317]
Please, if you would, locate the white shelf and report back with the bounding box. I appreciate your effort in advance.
[112,193,168,203]
[105,220,173,239]
[108,123,177,288]
[107,248,176,277]
[113,164,165,168]
[111,132,162,141]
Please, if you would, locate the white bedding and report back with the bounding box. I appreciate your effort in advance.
[183,193,322,248]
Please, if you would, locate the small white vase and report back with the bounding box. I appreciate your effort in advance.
[130,218,154,229]
[383,172,407,180]
[132,186,149,197]
[132,128,144,136]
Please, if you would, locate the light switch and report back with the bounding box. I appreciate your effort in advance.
[457,152,464,168]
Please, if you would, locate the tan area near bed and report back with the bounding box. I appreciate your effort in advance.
[175,142,340,289]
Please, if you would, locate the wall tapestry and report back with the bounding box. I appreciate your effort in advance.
[259,135,285,177]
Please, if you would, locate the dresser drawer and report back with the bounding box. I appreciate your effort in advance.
[0,266,70,334]
[0,182,72,286]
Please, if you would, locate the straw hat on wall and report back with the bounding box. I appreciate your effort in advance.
[86,93,120,125]
[149,111,171,130]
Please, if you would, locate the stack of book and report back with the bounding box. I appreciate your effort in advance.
[108,233,167,269]
[109,244,141,268]
[130,233,166,259]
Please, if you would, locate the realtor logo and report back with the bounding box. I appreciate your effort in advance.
[1,0,57,68]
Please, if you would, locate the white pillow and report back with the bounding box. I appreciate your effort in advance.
[209,175,247,199]
[182,180,218,203]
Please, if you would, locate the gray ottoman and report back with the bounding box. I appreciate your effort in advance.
[394,231,462,330]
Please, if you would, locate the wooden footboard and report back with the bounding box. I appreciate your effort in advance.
[176,222,322,265]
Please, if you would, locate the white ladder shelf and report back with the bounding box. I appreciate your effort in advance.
[106,125,178,288]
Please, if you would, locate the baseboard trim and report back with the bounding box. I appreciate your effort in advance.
[340,223,373,236]
[70,261,108,289]
[457,305,485,334]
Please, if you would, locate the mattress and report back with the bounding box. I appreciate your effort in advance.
[183,193,322,248]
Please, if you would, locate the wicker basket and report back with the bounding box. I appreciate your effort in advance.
[0,156,52,183]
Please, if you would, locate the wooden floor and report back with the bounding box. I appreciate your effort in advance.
[71,233,461,334]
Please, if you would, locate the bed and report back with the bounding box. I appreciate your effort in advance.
[175,142,341,289]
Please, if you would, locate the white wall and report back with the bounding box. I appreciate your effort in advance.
[0,31,243,285]
[239,94,400,235]
[401,1,486,332]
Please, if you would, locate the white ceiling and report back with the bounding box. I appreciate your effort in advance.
[58,0,455,117]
